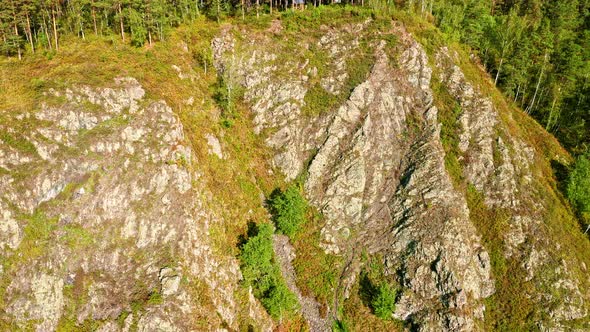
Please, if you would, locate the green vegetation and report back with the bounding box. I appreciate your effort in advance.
[338,253,404,331]
[291,210,341,315]
[302,83,341,116]
[213,66,243,128]
[61,224,94,249]
[332,318,350,332]
[432,77,464,186]
[0,131,37,154]
[428,0,590,155]
[238,222,299,320]
[1,0,588,156]
[18,211,59,261]
[371,283,397,320]
[358,253,399,321]
[268,185,307,238]
[567,150,590,231]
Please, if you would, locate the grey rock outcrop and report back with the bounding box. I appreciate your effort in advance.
[0,78,272,331]
[213,25,497,330]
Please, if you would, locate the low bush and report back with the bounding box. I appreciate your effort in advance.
[268,186,307,238]
[371,283,397,320]
[239,222,299,320]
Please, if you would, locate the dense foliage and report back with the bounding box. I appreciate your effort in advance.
[428,0,590,155]
[238,222,299,319]
[268,185,307,238]
[371,283,397,320]
[567,151,590,230]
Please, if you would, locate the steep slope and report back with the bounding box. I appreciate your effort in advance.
[0,77,273,331]
[213,11,590,331]
[1,9,589,332]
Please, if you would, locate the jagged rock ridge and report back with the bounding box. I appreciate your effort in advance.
[213,20,589,331]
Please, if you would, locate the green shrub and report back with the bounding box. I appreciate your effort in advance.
[567,151,590,229]
[213,70,243,128]
[268,186,307,238]
[371,283,397,320]
[261,280,299,320]
[238,222,299,320]
[239,223,275,295]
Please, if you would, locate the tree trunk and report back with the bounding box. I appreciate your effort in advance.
[494,56,503,86]
[11,3,22,60]
[26,13,35,53]
[43,13,53,50]
[526,52,547,114]
[546,89,561,131]
[79,17,85,40]
[217,0,221,22]
[118,3,125,42]
[13,22,21,60]
[92,5,98,35]
[52,7,59,50]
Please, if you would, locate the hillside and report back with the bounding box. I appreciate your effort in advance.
[1,7,589,332]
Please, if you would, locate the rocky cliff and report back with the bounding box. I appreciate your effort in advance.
[1,10,589,332]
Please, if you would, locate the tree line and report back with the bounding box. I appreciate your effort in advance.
[1,0,588,153]
[0,0,204,54]
[428,0,589,154]
[0,0,368,56]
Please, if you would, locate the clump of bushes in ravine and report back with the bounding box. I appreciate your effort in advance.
[238,222,299,320]
[567,150,590,232]
[268,185,307,238]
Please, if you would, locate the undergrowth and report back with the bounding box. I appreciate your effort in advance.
[238,222,299,320]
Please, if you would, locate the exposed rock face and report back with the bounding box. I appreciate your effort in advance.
[213,22,589,331]
[0,78,272,331]
[436,48,588,331]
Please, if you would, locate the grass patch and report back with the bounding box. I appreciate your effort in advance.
[18,211,59,261]
[61,224,94,249]
[0,131,37,155]
[291,210,342,315]
[431,77,463,186]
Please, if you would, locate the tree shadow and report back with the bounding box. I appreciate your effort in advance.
[359,271,377,312]
[550,159,569,195]
[237,220,259,248]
